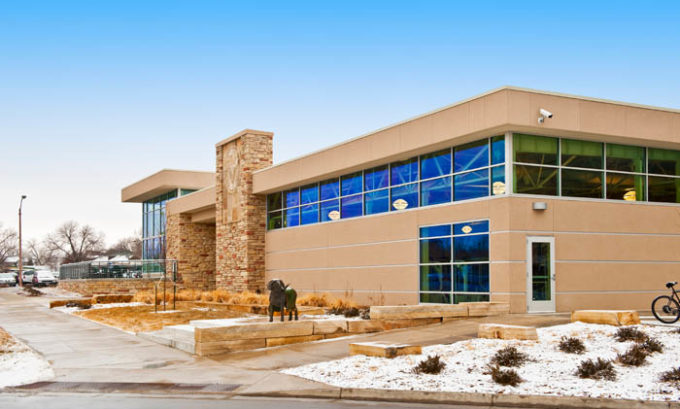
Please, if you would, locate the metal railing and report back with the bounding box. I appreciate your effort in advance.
[59,259,177,281]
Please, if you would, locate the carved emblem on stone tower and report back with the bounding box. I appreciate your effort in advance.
[222,142,241,222]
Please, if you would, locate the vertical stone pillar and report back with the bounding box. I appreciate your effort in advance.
[215,129,273,292]
[166,213,216,290]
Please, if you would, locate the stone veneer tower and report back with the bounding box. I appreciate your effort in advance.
[215,129,273,292]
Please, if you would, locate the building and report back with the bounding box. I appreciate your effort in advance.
[122,86,680,313]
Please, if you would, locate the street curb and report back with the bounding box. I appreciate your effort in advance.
[240,387,677,409]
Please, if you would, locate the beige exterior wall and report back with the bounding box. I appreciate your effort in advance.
[266,196,680,312]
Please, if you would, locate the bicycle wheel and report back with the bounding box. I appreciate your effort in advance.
[651,295,680,324]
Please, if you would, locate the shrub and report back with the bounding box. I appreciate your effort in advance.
[328,297,359,316]
[23,287,43,297]
[616,344,648,367]
[576,358,617,380]
[491,346,529,367]
[558,336,586,354]
[359,308,370,320]
[484,365,522,386]
[660,367,680,385]
[614,327,648,343]
[639,337,664,354]
[412,355,446,375]
[297,293,332,307]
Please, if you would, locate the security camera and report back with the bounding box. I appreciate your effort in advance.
[538,108,553,124]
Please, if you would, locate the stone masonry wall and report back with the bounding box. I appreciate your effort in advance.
[58,278,169,297]
[166,213,216,291]
[215,131,272,292]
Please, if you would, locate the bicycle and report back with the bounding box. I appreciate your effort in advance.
[651,281,680,324]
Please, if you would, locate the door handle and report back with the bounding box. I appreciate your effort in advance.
[551,274,556,281]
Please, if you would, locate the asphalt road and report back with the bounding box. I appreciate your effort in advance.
[0,394,512,409]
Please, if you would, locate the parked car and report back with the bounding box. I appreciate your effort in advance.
[0,273,16,287]
[21,271,35,285]
[32,271,58,287]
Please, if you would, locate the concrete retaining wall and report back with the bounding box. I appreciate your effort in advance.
[58,279,172,297]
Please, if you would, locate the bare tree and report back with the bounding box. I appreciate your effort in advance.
[107,231,142,259]
[26,238,58,268]
[0,223,18,268]
[47,221,105,264]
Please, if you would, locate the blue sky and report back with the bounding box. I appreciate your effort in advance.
[1,1,679,245]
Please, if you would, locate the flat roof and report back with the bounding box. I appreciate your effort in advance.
[121,169,215,203]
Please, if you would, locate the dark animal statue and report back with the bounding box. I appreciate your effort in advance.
[267,279,298,322]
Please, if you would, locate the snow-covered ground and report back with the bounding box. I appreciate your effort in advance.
[283,322,680,402]
[0,329,53,388]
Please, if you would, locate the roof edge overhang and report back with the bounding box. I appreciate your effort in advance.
[121,169,215,203]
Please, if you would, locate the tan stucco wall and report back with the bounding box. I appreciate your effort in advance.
[265,196,680,312]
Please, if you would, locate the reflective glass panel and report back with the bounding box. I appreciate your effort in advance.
[420,265,452,292]
[364,189,389,215]
[421,176,452,206]
[491,135,505,165]
[390,157,418,185]
[420,237,452,263]
[454,140,489,172]
[454,264,489,293]
[364,165,388,191]
[284,189,299,208]
[531,242,551,301]
[561,169,603,198]
[421,149,451,179]
[341,172,362,196]
[300,184,319,204]
[561,139,603,169]
[454,169,489,201]
[606,172,645,201]
[513,134,558,165]
[648,148,680,176]
[267,211,282,230]
[513,165,558,195]
[491,165,506,195]
[267,192,282,211]
[454,294,489,303]
[320,200,340,222]
[420,224,451,238]
[390,183,418,211]
[648,176,680,203]
[454,235,489,262]
[320,179,339,201]
[453,220,489,235]
[341,194,362,219]
[300,204,319,225]
[606,144,645,173]
[284,207,299,227]
[420,293,452,304]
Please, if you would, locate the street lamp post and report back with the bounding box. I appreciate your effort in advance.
[18,195,27,287]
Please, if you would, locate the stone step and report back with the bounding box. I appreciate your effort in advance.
[137,327,196,354]
[478,323,538,340]
[349,342,422,358]
[571,310,640,326]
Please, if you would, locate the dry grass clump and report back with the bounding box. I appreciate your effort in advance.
[616,344,649,367]
[660,367,680,385]
[485,365,522,386]
[576,358,617,381]
[328,297,359,316]
[412,355,446,375]
[490,346,529,367]
[639,337,664,354]
[65,301,92,310]
[0,328,17,354]
[228,290,268,305]
[132,289,267,305]
[558,336,586,354]
[614,326,648,343]
[23,287,43,297]
[297,293,332,307]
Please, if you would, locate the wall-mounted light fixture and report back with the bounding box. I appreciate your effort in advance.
[532,201,548,211]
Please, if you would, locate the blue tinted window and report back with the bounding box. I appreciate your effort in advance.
[491,136,505,165]
[364,165,388,191]
[320,200,339,222]
[491,166,506,195]
[390,183,418,211]
[453,220,489,235]
[284,189,299,208]
[341,194,362,219]
[320,179,339,201]
[421,149,451,179]
[421,176,452,206]
[455,140,489,172]
[420,224,451,238]
[364,189,389,215]
[341,172,362,196]
[420,237,452,263]
[420,265,452,292]
[300,204,318,225]
[284,207,300,227]
[300,184,318,204]
[454,169,489,201]
[390,157,418,185]
[454,235,489,262]
[420,293,452,304]
[454,264,489,293]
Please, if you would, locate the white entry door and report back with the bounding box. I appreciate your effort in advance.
[526,236,556,313]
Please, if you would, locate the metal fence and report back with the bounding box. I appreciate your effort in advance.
[59,259,177,281]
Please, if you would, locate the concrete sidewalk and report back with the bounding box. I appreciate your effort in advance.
[0,288,569,398]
